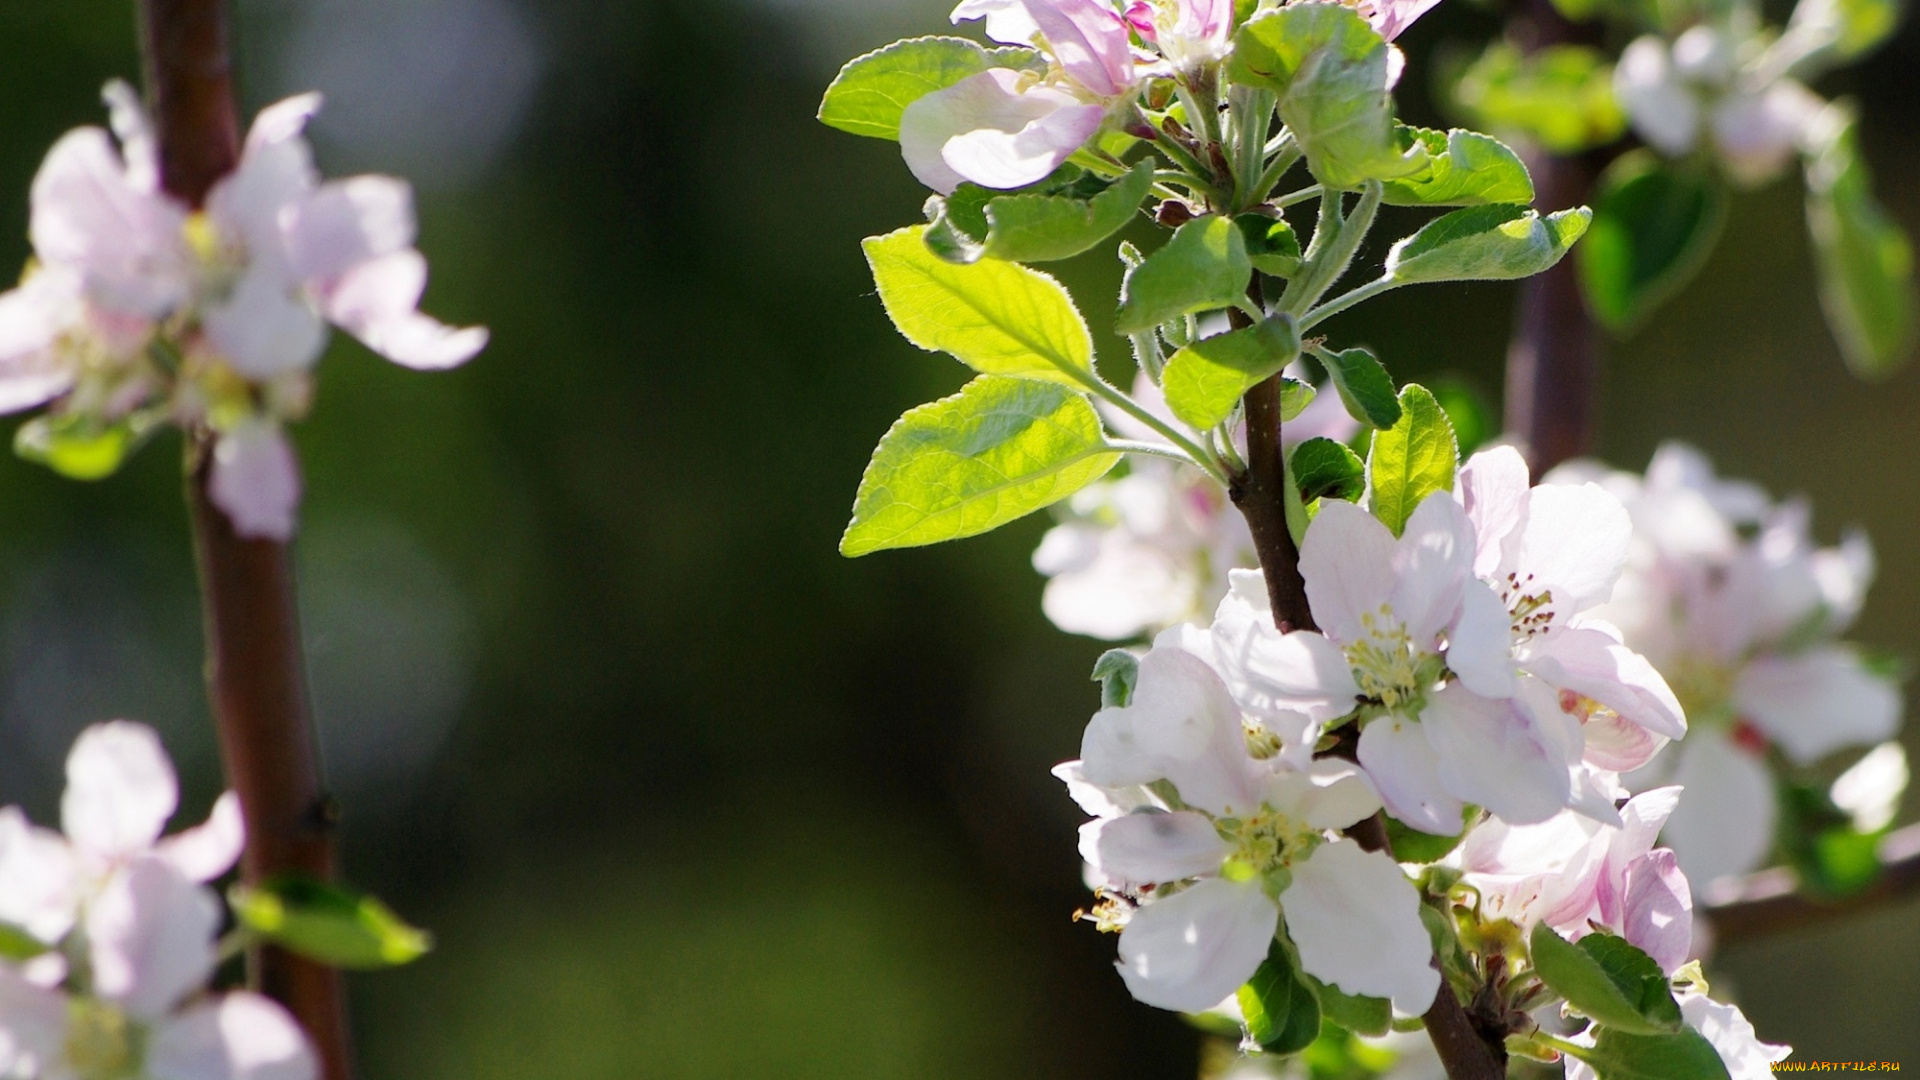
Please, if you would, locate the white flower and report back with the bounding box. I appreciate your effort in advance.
[1612,29,1828,185]
[1067,643,1439,1014]
[1829,741,1908,833]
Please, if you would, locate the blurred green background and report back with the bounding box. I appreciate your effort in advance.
[0,0,1915,1075]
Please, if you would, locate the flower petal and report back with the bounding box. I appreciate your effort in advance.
[1082,810,1229,886]
[202,265,328,378]
[1210,577,1361,723]
[1389,493,1475,645]
[30,126,190,318]
[1524,626,1686,741]
[0,808,77,944]
[155,791,246,884]
[148,993,319,1080]
[0,965,67,1076]
[209,421,303,542]
[62,720,178,859]
[1115,877,1277,1013]
[1679,993,1791,1080]
[1513,483,1631,618]
[1282,840,1439,1013]
[320,250,487,370]
[286,176,418,284]
[1423,682,1572,826]
[1262,759,1381,831]
[1447,580,1517,699]
[1620,849,1692,974]
[1301,500,1398,646]
[1357,713,1462,835]
[1733,646,1901,764]
[86,858,220,1021]
[1663,731,1776,884]
[1024,0,1136,98]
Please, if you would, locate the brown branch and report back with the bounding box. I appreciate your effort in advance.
[1225,288,1317,635]
[1704,821,1920,945]
[139,3,355,1078]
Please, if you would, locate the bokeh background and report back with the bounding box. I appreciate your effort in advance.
[0,0,1915,1075]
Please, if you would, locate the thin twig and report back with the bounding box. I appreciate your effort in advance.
[1705,822,1920,944]
[138,2,355,1078]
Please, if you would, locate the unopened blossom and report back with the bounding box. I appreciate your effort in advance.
[1613,28,1825,185]
[1550,443,1901,883]
[0,81,486,540]
[1455,787,1693,973]
[1064,642,1439,1014]
[902,0,1139,192]
[1124,0,1233,70]
[1354,0,1445,42]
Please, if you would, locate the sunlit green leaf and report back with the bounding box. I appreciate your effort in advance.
[1302,973,1391,1037]
[1579,1026,1734,1080]
[1452,43,1626,155]
[1093,648,1140,708]
[1366,384,1456,536]
[841,376,1120,556]
[865,226,1095,386]
[1386,205,1590,285]
[1805,108,1918,379]
[1292,438,1366,504]
[1316,347,1400,429]
[0,921,49,962]
[818,37,1039,141]
[1381,128,1535,207]
[1115,216,1254,334]
[1239,214,1304,277]
[1579,152,1727,333]
[230,877,432,970]
[1238,938,1322,1054]
[1528,925,1682,1036]
[1161,315,1302,429]
[14,412,152,481]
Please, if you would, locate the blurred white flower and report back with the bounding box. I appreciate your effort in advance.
[1613,30,1825,185]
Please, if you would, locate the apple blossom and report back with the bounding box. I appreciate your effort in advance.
[1065,642,1439,1014]
[1613,28,1826,185]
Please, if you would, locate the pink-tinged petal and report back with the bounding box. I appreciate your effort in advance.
[1620,849,1692,974]
[1524,627,1687,740]
[209,422,303,542]
[1211,577,1361,723]
[951,0,1042,44]
[1125,2,1157,38]
[1663,731,1775,884]
[1024,0,1136,97]
[318,249,487,370]
[286,176,418,284]
[1423,683,1571,826]
[62,720,179,859]
[1357,714,1462,835]
[1300,500,1398,645]
[1457,445,1529,578]
[245,94,324,154]
[1566,768,1625,831]
[1390,492,1475,645]
[202,266,328,378]
[1116,877,1277,1012]
[900,70,1084,193]
[0,275,80,413]
[1679,994,1791,1079]
[86,858,220,1021]
[206,138,318,269]
[1732,647,1900,764]
[0,807,78,944]
[101,80,160,194]
[1367,0,1444,42]
[1581,707,1669,772]
[148,993,319,1080]
[1448,580,1517,699]
[29,127,190,319]
[156,791,245,883]
[1458,810,1610,929]
[1283,840,1439,1013]
[940,100,1107,190]
[1515,483,1631,617]
[0,965,67,1075]
[1082,811,1229,886]
[1710,80,1823,187]
[1263,760,1381,831]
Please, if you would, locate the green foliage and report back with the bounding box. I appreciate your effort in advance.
[1291,437,1367,504]
[1303,973,1392,1037]
[1579,152,1728,333]
[1381,128,1535,207]
[865,226,1096,387]
[1115,217,1254,334]
[1366,385,1457,536]
[230,876,432,970]
[1238,939,1323,1055]
[1385,205,1591,285]
[1240,214,1305,277]
[1777,777,1887,898]
[1527,925,1682,1036]
[1805,109,1918,379]
[1230,4,1424,189]
[1092,648,1140,708]
[15,413,150,481]
[1315,347,1401,429]
[1384,810,1469,864]
[1161,316,1303,428]
[1578,1027,1734,1080]
[924,162,1156,264]
[1452,44,1627,155]
[1429,376,1494,455]
[817,37,1038,141]
[0,921,49,962]
[840,377,1120,556]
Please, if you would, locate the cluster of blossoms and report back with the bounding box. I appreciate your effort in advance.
[1550,443,1906,884]
[0,722,316,1080]
[0,83,485,539]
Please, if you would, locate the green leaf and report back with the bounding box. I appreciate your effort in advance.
[1239,214,1304,277]
[14,412,151,481]
[1384,808,1470,863]
[865,226,1096,386]
[1429,376,1494,455]
[840,377,1121,556]
[1365,384,1457,536]
[1386,204,1591,285]
[1579,1026,1734,1080]
[1315,347,1401,429]
[1528,925,1682,1036]
[230,876,432,970]
[1578,152,1727,333]
[1238,939,1322,1055]
[1114,216,1254,334]
[1805,108,1918,379]
[1279,377,1316,421]
[1291,438,1366,504]
[1092,648,1140,708]
[1451,43,1627,156]
[1303,973,1391,1037]
[818,37,1038,141]
[1229,4,1424,189]
[980,161,1155,263]
[0,921,50,962]
[1161,315,1302,429]
[1381,128,1535,207]
[1777,777,1886,899]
